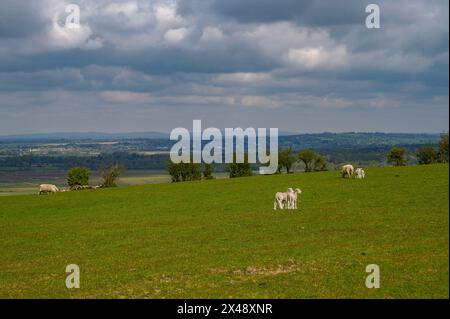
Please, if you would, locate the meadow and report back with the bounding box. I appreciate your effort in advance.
[0,164,448,298]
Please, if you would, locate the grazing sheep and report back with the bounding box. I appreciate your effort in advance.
[355,168,365,179]
[274,192,288,210]
[39,184,59,195]
[287,188,302,209]
[342,164,354,178]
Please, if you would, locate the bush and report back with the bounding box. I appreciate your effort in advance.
[166,161,202,182]
[100,163,126,187]
[416,147,438,165]
[67,167,90,188]
[228,153,252,178]
[438,133,449,163]
[186,163,202,181]
[228,162,253,178]
[387,147,406,166]
[313,155,328,171]
[203,164,215,180]
[167,161,181,182]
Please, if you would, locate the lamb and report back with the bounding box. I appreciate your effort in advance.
[355,168,365,179]
[274,192,288,210]
[287,188,302,209]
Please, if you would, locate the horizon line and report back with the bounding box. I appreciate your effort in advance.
[0,130,447,138]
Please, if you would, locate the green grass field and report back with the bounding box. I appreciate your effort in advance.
[0,164,448,298]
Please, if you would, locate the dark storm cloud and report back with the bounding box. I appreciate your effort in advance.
[0,1,47,37]
[206,0,364,25]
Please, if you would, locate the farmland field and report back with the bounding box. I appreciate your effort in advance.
[0,164,448,298]
[0,170,171,196]
[0,170,231,196]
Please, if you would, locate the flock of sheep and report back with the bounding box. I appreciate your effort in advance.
[342,164,365,179]
[273,164,365,211]
[274,188,302,210]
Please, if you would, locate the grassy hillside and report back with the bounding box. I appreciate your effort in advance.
[0,164,448,298]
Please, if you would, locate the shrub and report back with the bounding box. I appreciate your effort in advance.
[228,153,252,178]
[67,167,90,188]
[203,163,215,180]
[313,155,328,171]
[100,163,126,187]
[387,147,407,166]
[166,161,202,182]
[228,162,253,178]
[167,161,181,182]
[416,147,438,165]
[438,133,449,163]
[186,163,202,181]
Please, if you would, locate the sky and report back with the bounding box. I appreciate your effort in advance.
[0,0,448,135]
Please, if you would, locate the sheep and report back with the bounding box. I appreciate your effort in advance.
[287,188,302,209]
[355,167,365,179]
[274,192,288,210]
[342,164,354,178]
[38,184,59,195]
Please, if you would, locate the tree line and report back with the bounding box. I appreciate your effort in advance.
[0,152,169,170]
[2,134,447,185]
[166,133,449,182]
[166,153,253,182]
[387,133,448,166]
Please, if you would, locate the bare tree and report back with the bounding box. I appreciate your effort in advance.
[100,163,126,187]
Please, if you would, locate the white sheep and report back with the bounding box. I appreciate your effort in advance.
[274,192,288,210]
[38,184,59,195]
[342,164,354,178]
[287,188,302,209]
[355,168,365,179]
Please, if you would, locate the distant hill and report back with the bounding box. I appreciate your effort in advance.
[0,131,444,170]
[0,131,169,141]
[278,132,441,150]
[0,131,440,144]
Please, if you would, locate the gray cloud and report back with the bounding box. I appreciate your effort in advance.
[0,0,448,134]
[0,1,47,38]
[208,0,364,25]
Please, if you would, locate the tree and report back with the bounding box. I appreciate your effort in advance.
[228,153,253,178]
[438,133,449,163]
[313,155,328,171]
[416,147,438,165]
[100,163,126,187]
[67,167,90,188]
[278,147,296,173]
[298,149,317,172]
[276,163,283,174]
[203,163,215,180]
[387,147,406,166]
